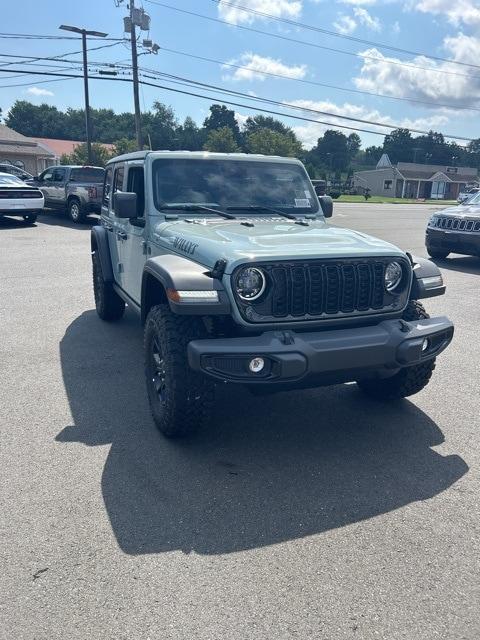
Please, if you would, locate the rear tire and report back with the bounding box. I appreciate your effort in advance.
[92,250,125,321]
[23,214,37,224]
[68,198,85,223]
[427,247,449,259]
[356,301,436,400]
[144,304,214,438]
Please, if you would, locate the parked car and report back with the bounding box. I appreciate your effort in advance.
[457,186,479,204]
[0,163,34,181]
[29,165,104,223]
[91,151,453,438]
[426,190,480,259]
[0,172,44,224]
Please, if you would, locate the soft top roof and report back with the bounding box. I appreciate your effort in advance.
[106,150,304,166]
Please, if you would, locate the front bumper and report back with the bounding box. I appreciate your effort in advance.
[188,316,453,385]
[426,227,480,256]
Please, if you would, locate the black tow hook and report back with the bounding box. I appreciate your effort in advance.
[398,319,411,333]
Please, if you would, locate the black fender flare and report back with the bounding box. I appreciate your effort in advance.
[409,254,445,299]
[142,254,231,319]
[91,225,114,282]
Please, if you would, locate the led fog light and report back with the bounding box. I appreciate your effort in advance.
[248,357,265,373]
[422,338,430,352]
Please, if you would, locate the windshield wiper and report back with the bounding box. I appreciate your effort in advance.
[158,203,237,220]
[226,205,311,225]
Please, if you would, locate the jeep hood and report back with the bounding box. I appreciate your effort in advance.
[436,203,480,217]
[152,217,405,273]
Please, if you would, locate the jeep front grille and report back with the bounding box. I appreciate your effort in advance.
[433,216,480,232]
[232,258,411,323]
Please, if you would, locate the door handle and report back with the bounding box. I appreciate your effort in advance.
[117,231,128,240]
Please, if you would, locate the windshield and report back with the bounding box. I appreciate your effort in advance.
[152,159,319,214]
[0,174,24,186]
[464,191,480,205]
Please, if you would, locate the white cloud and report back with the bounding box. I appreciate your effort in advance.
[353,37,480,108]
[286,99,450,148]
[333,7,380,33]
[26,86,54,97]
[340,0,377,5]
[334,14,357,34]
[217,0,302,25]
[413,0,480,29]
[392,20,400,34]
[353,7,381,30]
[222,52,307,81]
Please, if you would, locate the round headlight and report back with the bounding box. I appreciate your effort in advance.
[385,261,403,293]
[235,267,266,301]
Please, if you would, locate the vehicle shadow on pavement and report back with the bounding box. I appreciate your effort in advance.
[57,310,468,556]
[430,256,480,276]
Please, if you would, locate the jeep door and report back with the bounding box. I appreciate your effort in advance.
[103,163,125,287]
[115,163,146,304]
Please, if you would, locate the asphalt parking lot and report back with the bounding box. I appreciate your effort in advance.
[1,204,479,640]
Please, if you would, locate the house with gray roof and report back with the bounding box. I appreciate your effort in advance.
[354,154,479,200]
[0,124,55,174]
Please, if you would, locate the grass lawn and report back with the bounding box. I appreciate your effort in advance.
[336,195,457,205]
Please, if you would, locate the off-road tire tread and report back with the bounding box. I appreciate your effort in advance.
[145,304,214,438]
[357,301,436,400]
[92,251,125,321]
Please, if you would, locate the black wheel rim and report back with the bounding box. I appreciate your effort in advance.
[151,335,167,406]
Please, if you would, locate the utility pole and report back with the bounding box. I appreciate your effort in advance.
[130,0,143,150]
[59,25,108,164]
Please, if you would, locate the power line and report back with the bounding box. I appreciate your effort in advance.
[208,0,480,71]
[139,67,467,137]
[0,66,473,142]
[0,31,124,41]
[144,1,480,81]
[157,46,480,114]
[0,42,123,70]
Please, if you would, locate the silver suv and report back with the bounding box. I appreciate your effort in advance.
[91,151,453,437]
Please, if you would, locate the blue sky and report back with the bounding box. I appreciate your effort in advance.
[0,0,479,148]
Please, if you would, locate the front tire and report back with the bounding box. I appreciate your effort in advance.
[23,214,37,224]
[427,247,449,259]
[144,304,214,438]
[68,198,85,223]
[356,301,436,400]
[92,251,125,321]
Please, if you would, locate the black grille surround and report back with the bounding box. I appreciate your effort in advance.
[232,257,412,324]
[432,216,480,232]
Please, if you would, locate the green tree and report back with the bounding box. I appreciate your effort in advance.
[203,127,240,152]
[175,116,206,150]
[246,128,302,157]
[243,115,293,138]
[364,145,383,165]
[309,130,350,172]
[6,101,68,138]
[383,128,414,163]
[346,133,361,160]
[113,138,138,155]
[203,104,241,143]
[60,143,113,167]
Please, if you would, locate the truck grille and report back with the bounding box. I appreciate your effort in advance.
[433,216,480,232]
[233,258,410,323]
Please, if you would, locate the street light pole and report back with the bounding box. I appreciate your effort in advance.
[59,25,108,164]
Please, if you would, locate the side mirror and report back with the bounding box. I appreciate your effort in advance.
[314,185,326,196]
[319,195,333,218]
[113,191,137,218]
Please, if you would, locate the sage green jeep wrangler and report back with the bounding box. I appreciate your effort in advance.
[91,151,453,437]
